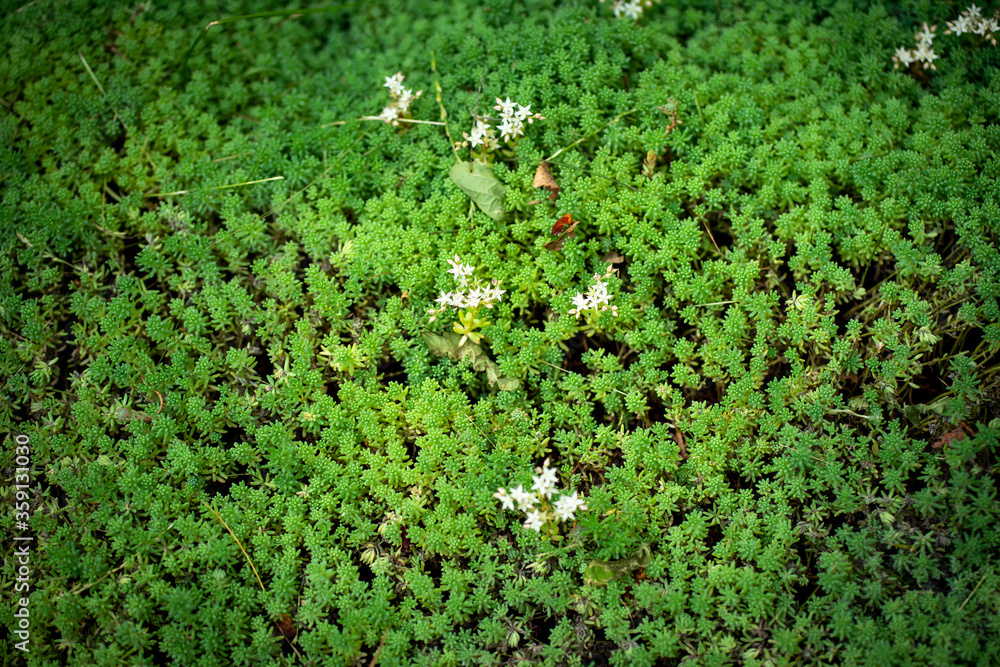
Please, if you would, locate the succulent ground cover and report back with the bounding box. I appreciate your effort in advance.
[2,0,999,665]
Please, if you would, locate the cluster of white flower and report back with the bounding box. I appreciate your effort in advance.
[892,22,940,70]
[493,459,588,532]
[493,97,543,143]
[461,97,544,149]
[600,0,654,20]
[378,72,422,125]
[568,265,619,319]
[945,3,999,45]
[426,254,505,320]
[463,118,496,150]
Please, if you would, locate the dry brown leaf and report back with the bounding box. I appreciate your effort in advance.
[533,161,560,201]
[932,422,973,450]
[603,250,624,264]
[274,614,296,640]
[674,429,688,461]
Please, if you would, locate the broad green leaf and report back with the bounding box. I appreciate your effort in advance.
[495,376,521,391]
[486,363,521,391]
[423,331,519,390]
[421,331,461,358]
[459,342,488,371]
[449,160,505,221]
[583,544,651,586]
[583,562,617,586]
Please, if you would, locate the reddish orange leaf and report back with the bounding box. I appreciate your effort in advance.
[933,422,973,450]
[544,214,580,252]
[274,614,296,640]
[551,214,574,236]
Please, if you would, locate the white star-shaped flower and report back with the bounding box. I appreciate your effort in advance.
[569,292,589,317]
[397,89,415,112]
[913,43,938,68]
[466,286,484,308]
[383,73,404,97]
[915,22,936,46]
[523,509,547,532]
[531,463,559,499]
[446,254,474,283]
[509,485,537,511]
[494,487,516,511]
[485,280,506,305]
[952,15,972,34]
[378,106,399,123]
[494,97,517,118]
[553,491,588,522]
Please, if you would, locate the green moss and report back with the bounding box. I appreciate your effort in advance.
[2,0,999,665]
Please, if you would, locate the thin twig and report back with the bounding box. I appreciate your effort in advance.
[356,115,446,126]
[826,408,876,421]
[202,502,265,591]
[201,502,309,664]
[431,50,460,163]
[539,359,626,395]
[466,414,497,448]
[79,51,128,133]
[959,573,988,611]
[545,108,637,162]
[700,216,721,254]
[543,159,638,192]
[473,37,493,119]
[68,563,128,595]
[148,175,283,197]
[539,359,568,373]
[180,1,365,83]
[211,151,254,163]
[369,629,390,667]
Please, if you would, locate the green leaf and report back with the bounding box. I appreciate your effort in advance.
[485,363,521,391]
[460,342,489,371]
[423,331,520,390]
[422,331,487,366]
[449,161,505,221]
[422,331,462,358]
[583,544,651,586]
[583,562,617,586]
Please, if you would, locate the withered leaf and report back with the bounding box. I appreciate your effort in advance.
[674,428,688,461]
[551,214,574,236]
[274,614,296,640]
[544,214,579,252]
[933,422,973,450]
[602,250,624,264]
[532,161,560,201]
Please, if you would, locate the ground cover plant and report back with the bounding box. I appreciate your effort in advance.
[2,0,1000,664]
